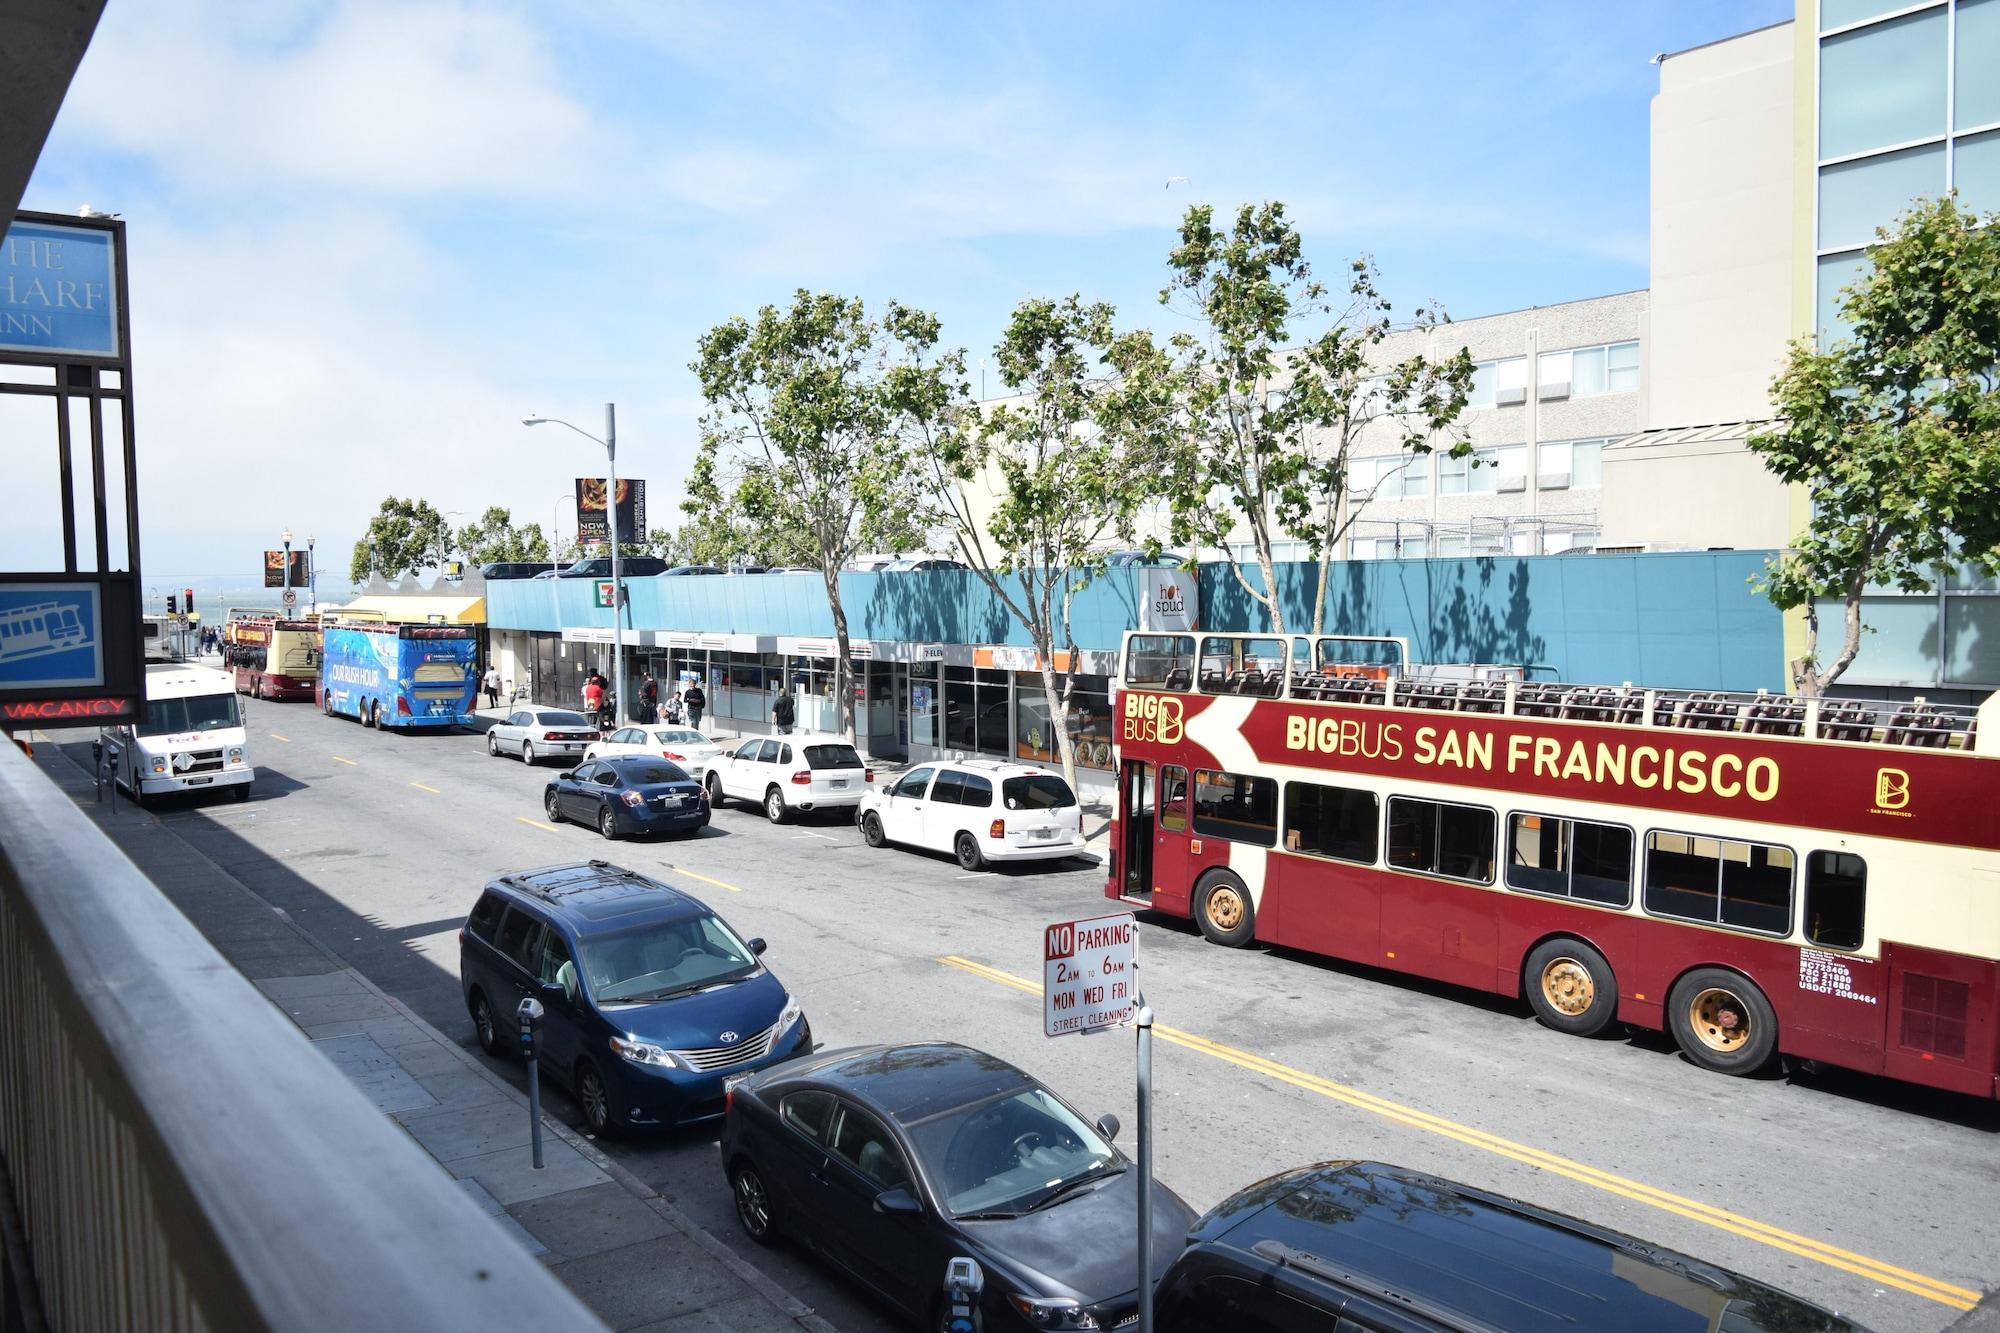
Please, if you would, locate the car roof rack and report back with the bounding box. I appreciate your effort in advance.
[498,861,643,903]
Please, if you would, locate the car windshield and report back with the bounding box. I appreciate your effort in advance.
[653,729,709,746]
[579,913,759,1003]
[138,691,242,737]
[906,1087,1117,1217]
[615,761,690,785]
[1003,775,1076,810]
[535,710,591,727]
[804,743,862,770]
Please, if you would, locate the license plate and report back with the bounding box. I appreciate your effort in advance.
[186,776,212,786]
[1029,827,1057,840]
[723,1073,750,1093]
[661,795,685,807]
[828,779,847,789]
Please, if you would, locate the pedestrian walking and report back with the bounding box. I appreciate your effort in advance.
[483,664,500,710]
[683,682,707,731]
[773,688,795,735]
[666,691,684,725]
[640,672,659,725]
[581,675,604,720]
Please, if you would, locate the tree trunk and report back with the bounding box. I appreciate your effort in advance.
[1816,576,1870,697]
[1256,544,1287,637]
[1035,574,1078,791]
[825,566,858,744]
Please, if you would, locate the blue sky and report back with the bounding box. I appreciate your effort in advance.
[13,0,1789,584]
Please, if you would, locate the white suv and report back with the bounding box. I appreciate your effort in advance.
[857,760,1084,870]
[705,733,872,823]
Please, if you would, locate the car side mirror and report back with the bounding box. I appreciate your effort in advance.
[748,937,767,956]
[563,769,579,779]
[1095,1114,1120,1141]
[872,1187,921,1216]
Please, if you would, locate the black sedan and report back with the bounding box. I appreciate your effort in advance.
[719,1043,1194,1331]
[544,755,709,840]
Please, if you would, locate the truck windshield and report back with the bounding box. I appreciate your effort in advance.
[138,692,242,737]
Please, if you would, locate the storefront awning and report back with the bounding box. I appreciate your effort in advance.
[325,594,485,626]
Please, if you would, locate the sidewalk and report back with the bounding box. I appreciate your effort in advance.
[34,737,838,1333]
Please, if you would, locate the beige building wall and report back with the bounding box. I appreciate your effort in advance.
[1647,20,1796,429]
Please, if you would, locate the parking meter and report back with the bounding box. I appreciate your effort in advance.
[941,1257,982,1333]
[516,997,545,1169]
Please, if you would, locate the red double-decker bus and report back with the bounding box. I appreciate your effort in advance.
[223,617,321,700]
[1106,630,2000,1099]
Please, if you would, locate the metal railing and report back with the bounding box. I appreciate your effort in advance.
[0,742,604,1332]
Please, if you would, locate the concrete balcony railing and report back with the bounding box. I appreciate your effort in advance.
[0,741,603,1332]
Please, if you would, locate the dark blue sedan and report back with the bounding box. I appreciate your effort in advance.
[545,755,709,840]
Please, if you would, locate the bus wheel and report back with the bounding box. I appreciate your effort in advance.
[1194,871,1255,948]
[1524,939,1617,1037]
[1668,968,1778,1076]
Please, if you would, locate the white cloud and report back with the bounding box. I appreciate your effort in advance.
[59,0,607,199]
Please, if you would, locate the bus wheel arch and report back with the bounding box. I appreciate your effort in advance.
[1521,935,1619,1038]
[1666,965,1778,1077]
[1194,868,1255,948]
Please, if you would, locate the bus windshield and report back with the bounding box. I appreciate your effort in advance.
[139,692,242,737]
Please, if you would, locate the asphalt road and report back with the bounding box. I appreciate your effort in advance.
[66,696,2000,1331]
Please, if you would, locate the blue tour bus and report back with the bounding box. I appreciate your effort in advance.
[318,623,479,729]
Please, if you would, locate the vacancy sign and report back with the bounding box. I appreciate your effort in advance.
[1044,913,1138,1037]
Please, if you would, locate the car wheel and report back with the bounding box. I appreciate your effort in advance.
[487,732,500,756]
[544,790,563,825]
[576,1059,615,1137]
[232,785,251,804]
[368,701,381,728]
[764,786,787,824]
[323,693,333,717]
[598,805,619,840]
[706,772,727,809]
[1524,938,1618,1037]
[470,990,506,1058]
[1668,968,1778,1076]
[955,831,984,872]
[861,811,886,848]
[523,741,537,765]
[1195,870,1256,947]
[731,1160,779,1245]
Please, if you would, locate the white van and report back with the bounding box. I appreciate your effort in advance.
[857,759,1084,870]
[98,662,253,804]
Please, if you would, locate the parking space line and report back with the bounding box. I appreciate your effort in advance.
[516,816,558,833]
[935,955,1979,1311]
[664,865,743,894]
[331,755,358,766]
[269,733,291,742]
[409,782,440,794]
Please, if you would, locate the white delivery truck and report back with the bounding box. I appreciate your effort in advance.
[98,662,253,804]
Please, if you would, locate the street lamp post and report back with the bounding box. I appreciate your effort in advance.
[523,405,624,728]
[281,528,294,616]
[307,535,317,617]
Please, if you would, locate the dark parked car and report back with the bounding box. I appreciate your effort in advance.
[545,755,710,840]
[663,563,726,576]
[557,556,671,578]
[460,861,810,1136]
[1155,1161,1868,1333]
[479,560,558,579]
[1104,549,1186,568]
[720,1042,1194,1330]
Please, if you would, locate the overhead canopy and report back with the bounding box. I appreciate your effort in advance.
[325,594,485,626]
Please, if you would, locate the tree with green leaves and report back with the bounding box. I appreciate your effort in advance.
[689,291,930,739]
[1748,194,2000,696]
[890,297,1175,788]
[455,506,550,566]
[350,497,454,581]
[1158,202,1473,634]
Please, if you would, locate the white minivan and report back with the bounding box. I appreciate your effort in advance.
[857,760,1084,870]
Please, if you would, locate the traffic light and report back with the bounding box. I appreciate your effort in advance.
[183,588,194,611]
[167,594,178,614]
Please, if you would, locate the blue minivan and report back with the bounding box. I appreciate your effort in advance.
[459,861,812,1135]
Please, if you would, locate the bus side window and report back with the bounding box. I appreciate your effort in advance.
[1805,851,1866,950]
[1159,766,1188,832]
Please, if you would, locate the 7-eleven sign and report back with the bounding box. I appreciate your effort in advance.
[593,580,616,609]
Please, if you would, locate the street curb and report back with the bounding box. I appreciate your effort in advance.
[44,738,839,1333]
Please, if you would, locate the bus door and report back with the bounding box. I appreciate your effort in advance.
[1149,763,1196,915]
[1117,760,1154,901]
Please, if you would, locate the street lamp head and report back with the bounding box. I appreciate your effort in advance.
[522,415,546,427]
[281,529,293,544]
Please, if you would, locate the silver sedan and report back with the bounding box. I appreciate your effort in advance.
[485,705,600,765]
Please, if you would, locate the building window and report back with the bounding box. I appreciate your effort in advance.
[1356,534,1428,560]
[1282,782,1379,864]
[1191,769,1278,847]
[1016,675,1113,770]
[1465,445,1526,494]
[1805,851,1867,950]
[1467,357,1527,409]
[1539,439,1605,490]
[1959,128,2000,217]
[1819,143,1948,251]
[1643,831,1794,936]
[1817,251,1871,346]
[1506,813,1632,907]
[1554,342,1640,398]
[1439,451,1468,495]
[1542,528,1600,554]
[1350,453,1428,501]
[1819,8,1948,161]
[1961,0,2000,128]
[1386,797,1495,883]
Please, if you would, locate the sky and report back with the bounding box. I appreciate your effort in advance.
[11,0,1791,589]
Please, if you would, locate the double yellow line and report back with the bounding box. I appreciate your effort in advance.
[937,955,1977,1312]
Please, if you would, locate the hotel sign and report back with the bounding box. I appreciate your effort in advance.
[0,219,120,359]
